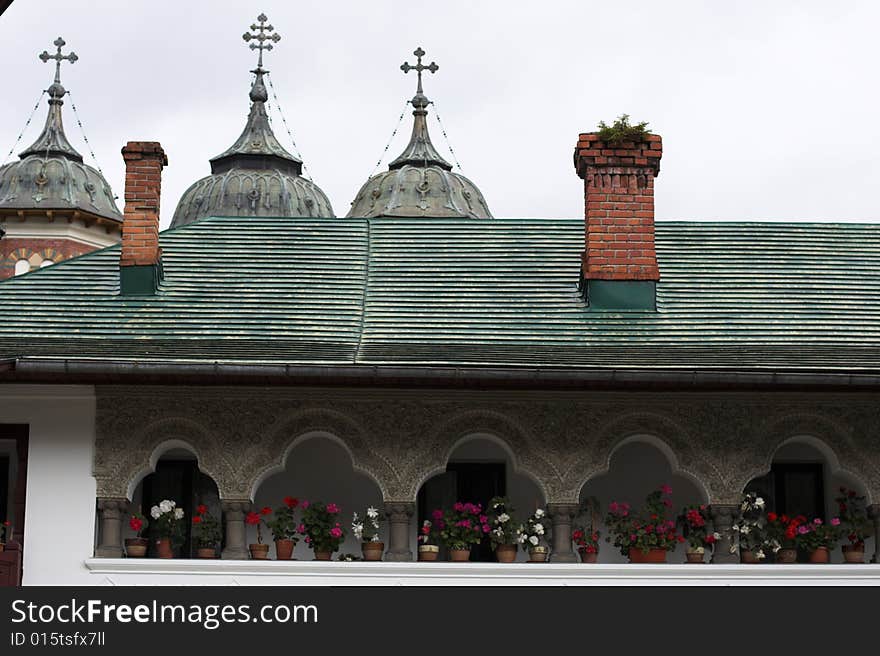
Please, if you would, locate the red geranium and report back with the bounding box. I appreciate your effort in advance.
[283,496,299,509]
[260,506,272,516]
[192,516,202,525]
[196,504,208,515]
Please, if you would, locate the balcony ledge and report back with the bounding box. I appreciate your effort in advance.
[84,559,880,586]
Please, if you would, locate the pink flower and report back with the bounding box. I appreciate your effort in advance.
[327,503,339,514]
[453,502,464,512]
[297,523,305,533]
[301,500,310,509]
[330,527,342,539]
[432,509,444,521]
[831,517,841,526]
[609,501,619,513]
[479,515,488,524]
[304,536,311,543]
[798,525,809,535]
[630,534,637,542]
[813,518,823,525]
[660,484,673,495]
[482,525,490,533]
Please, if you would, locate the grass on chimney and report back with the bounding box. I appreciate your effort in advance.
[596,114,650,143]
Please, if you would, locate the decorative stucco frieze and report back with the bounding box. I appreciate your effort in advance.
[93,387,880,507]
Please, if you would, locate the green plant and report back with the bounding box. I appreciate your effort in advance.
[796,518,843,552]
[0,520,10,543]
[419,510,444,546]
[487,497,519,548]
[299,501,345,553]
[191,504,222,549]
[573,496,601,554]
[678,504,718,551]
[836,487,872,546]
[441,502,490,551]
[605,485,684,556]
[517,508,549,552]
[265,496,300,542]
[149,499,186,546]
[596,114,650,143]
[128,512,148,538]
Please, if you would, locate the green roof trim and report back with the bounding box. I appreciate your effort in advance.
[2,216,880,373]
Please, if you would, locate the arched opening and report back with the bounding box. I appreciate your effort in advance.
[578,438,708,564]
[416,435,546,562]
[744,437,872,563]
[39,259,54,268]
[13,260,29,276]
[127,446,221,558]
[252,434,383,560]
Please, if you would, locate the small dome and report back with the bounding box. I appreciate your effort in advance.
[171,60,334,227]
[347,48,492,219]
[0,68,121,223]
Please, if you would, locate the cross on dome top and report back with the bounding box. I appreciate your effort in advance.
[401,46,438,107]
[38,36,78,98]
[242,13,281,70]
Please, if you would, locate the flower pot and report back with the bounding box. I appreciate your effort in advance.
[578,548,598,564]
[449,547,472,562]
[740,550,761,564]
[776,548,797,564]
[843,544,865,564]
[418,545,439,561]
[249,543,269,560]
[808,547,830,564]
[361,541,384,561]
[313,550,332,561]
[124,537,148,558]
[528,546,548,563]
[686,551,705,564]
[154,538,174,559]
[628,548,667,564]
[196,547,216,559]
[495,544,517,563]
[275,538,295,561]
[0,542,5,553]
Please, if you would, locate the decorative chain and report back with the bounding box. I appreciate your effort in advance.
[368,99,409,177]
[430,100,463,170]
[2,90,46,165]
[264,72,312,181]
[66,89,108,178]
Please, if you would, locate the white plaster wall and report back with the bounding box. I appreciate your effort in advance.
[252,436,384,559]
[0,385,97,585]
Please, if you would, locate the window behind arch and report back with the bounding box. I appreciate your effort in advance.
[13,260,29,276]
[39,260,54,268]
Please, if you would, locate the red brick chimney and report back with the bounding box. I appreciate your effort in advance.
[574,132,662,310]
[119,141,167,295]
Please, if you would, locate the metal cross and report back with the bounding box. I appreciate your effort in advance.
[38,37,78,85]
[401,47,438,95]
[242,13,281,69]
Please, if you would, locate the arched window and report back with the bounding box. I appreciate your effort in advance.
[13,260,29,276]
[39,259,54,268]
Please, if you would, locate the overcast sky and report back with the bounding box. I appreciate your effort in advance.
[1,1,878,229]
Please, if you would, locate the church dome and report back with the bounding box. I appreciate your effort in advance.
[0,41,121,223]
[171,17,333,228]
[347,48,492,219]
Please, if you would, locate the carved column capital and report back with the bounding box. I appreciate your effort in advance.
[547,503,579,563]
[97,498,129,518]
[709,503,740,564]
[384,502,415,562]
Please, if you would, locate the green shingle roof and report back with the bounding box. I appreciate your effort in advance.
[2,216,880,373]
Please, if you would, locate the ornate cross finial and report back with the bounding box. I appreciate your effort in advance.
[401,47,438,97]
[242,13,281,70]
[38,37,77,89]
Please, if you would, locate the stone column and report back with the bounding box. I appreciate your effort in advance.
[95,498,128,558]
[547,503,579,563]
[384,502,415,562]
[221,501,249,560]
[709,504,739,564]
[869,504,880,563]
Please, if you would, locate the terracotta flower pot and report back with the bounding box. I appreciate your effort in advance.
[418,545,439,561]
[528,546,548,563]
[313,550,332,561]
[808,547,830,564]
[361,541,384,561]
[154,538,174,559]
[686,551,705,564]
[0,542,6,553]
[843,544,865,564]
[124,537,148,558]
[196,547,216,559]
[740,549,761,564]
[449,547,472,562]
[495,544,517,563]
[249,543,269,560]
[275,538,295,561]
[578,548,598,564]
[776,548,797,564]
[628,548,667,564]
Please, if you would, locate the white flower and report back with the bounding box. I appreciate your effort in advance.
[150,506,161,519]
[754,497,765,508]
[534,509,545,518]
[741,525,750,535]
[732,525,740,532]
[713,532,722,540]
[534,523,545,535]
[370,535,380,542]
[366,507,378,519]
[517,533,526,544]
[159,499,173,514]
[528,535,539,546]
[756,550,766,560]
[498,513,510,523]
[174,508,184,520]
